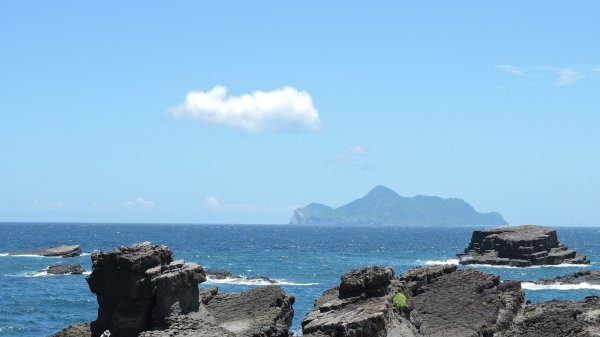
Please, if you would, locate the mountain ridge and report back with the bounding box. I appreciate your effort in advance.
[289,185,507,226]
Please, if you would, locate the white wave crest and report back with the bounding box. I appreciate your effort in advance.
[205,276,318,286]
[521,282,600,291]
[422,258,591,269]
[465,263,592,269]
[422,259,460,266]
[0,254,62,258]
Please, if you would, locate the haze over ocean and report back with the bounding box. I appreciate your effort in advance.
[1,223,599,336]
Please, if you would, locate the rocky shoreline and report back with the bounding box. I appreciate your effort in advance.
[50,239,600,337]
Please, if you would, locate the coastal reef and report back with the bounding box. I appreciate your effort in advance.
[458,225,590,267]
[51,242,294,337]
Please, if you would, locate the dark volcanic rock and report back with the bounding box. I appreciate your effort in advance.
[537,269,600,285]
[403,266,524,337]
[203,286,294,337]
[86,242,205,337]
[51,322,92,337]
[501,296,600,337]
[458,225,590,267]
[7,245,82,257]
[46,263,85,275]
[52,243,294,337]
[339,266,394,298]
[302,266,419,337]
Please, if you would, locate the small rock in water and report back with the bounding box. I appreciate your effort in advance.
[46,263,85,275]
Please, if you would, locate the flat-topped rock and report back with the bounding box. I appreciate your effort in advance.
[46,263,85,275]
[7,245,82,257]
[458,225,590,267]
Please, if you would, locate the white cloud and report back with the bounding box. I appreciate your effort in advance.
[201,196,221,208]
[350,145,368,155]
[32,201,64,210]
[123,197,155,208]
[556,68,584,86]
[496,65,528,77]
[594,65,600,75]
[201,196,256,212]
[169,85,322,133]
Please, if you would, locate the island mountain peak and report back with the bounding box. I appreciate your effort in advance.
[290,185,507,226]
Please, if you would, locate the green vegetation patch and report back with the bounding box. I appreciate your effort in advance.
[393,292,407,310]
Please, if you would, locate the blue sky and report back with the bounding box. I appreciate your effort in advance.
[1,2,599,225]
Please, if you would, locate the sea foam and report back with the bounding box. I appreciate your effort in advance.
[521,282,600,291]
[205,276,318,286]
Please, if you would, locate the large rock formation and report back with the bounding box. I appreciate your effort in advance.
[458,225,590,267]
[51,242,294,337]
[303,265,527,337]
[86,242,204,337]
[302,266,419,337]
[6,244,82,257]
[401,265,524,337]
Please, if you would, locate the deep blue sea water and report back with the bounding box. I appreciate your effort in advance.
[1,223,600,337]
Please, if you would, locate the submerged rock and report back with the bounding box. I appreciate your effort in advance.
[46,263,85,275]
[7,245,82,257]
[536,269,600,285]
[458,225,590,267]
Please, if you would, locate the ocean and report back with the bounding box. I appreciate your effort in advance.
[1,223,599,337]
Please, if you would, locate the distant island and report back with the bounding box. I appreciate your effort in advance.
[290,185,507,226]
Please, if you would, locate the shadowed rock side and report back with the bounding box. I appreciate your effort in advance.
[458,225,590,267]
[51,242,294,337]
[6,245,82,257]
[500,296,600,337]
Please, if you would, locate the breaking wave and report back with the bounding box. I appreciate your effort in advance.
[205,276,318,286]
[422,259,591,269]
[521,282,600,291]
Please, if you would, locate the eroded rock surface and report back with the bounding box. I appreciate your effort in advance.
[51,242,294,337]
[203,286,294,337]
[458,225,590,266]
[86,242,205,337]
[402,267,524,337]
[302,266,416,337]
[7,245,82,257]
[501,296,600,337]
[46,263,85,275]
